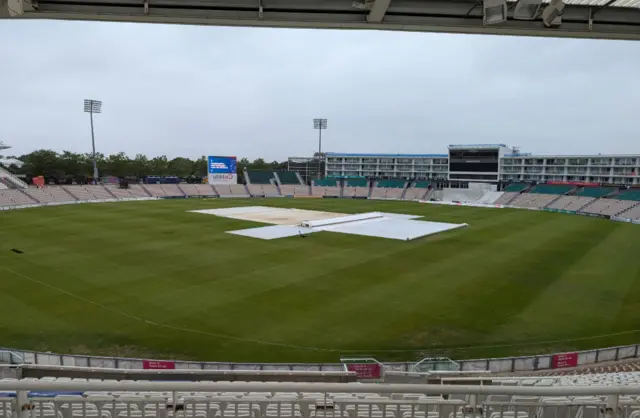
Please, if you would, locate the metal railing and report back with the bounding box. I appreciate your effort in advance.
[2,343,640,376]
[0,166,28,189]
[1,380,640,418]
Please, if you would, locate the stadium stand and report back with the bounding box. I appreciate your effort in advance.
[4,375,640,418]
[619,204,640,220]
[617,189,640,201]
[0,189,37,206]
[311,180,341,197]
[508,193,559,209]
[343,178,369,198]
[24,186,76,204]
[442,188,487,203]
[371,179,406,199]
[502,183,530,192]
[476,191,504,205]
[581,199,638,217]
[246,170,275,185]
[546,196,596,211]
[276,171,303,185]
[63,185,115,201]
[403,183,430,200]
[493,192,518,205]
[144,184,185,197]
[529,184,574,195]
[105,184,145,199]
[248,184,280,197]
[178,184,218,196]
[280,185,310,196]
[577,187,615,198]
[215,184,250,197]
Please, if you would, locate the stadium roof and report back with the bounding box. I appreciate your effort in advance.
[2,0,640,41]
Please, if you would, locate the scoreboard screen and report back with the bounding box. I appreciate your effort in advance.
[449,149,499,173]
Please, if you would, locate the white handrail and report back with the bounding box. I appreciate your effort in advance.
[3,381,640,396]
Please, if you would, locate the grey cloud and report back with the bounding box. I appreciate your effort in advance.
[1,20,640,161]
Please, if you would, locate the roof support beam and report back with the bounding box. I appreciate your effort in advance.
[367,0,392,23]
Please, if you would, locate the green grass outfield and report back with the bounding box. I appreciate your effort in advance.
[0,198,639,364]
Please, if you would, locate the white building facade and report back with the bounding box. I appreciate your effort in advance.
[325,153,449,179]
[324,148,640,186]
[500,154,640,185]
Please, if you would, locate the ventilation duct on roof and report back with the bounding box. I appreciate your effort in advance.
[542,0,565,27]
[483,0,508,25]
[513,0,543,20]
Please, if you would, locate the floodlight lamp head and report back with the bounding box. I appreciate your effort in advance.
[83,99,103,113]
[313,118,328,129]
[483,0,507,25]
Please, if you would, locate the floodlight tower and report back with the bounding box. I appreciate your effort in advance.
[83,99,102,181]
[313,118,327,155]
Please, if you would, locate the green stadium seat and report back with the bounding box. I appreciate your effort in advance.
[376,179,406,188]
[247,170,275,184]
[313,179,338,187]
[413,181,431,189]
[529,184,574,195]
[617,189,640,201]
[346,179,368,187]
[576,187,615,198]
[277,171,301,185]
[503,183,529,192]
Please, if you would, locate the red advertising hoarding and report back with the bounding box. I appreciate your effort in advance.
[346,363,382,379]
[142,360,176,370]
[552,352,579,369]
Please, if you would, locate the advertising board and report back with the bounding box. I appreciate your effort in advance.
[207,156,237,185]
[551,352,578,369]
[142,360,175,370]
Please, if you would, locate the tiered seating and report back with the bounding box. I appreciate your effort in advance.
[144,184,184,197]
[105,184,142,199]
[577,187,615,198]
[581,198,638,216]
[503,183,530,192]
[247,170,275,184]
[0,189,37,206]
[64,185,114,200]
[529,184,574,195]
[402,181,430,201]
[343,179,369,198]
[280,185,310,196]
[24,186,76,204]
[619,204,640,220]
[371,179,406,199]
[311,179,340,197]
[508,193,559,209]
[546,196,595,211]
[277,171,302,185]
[179,184,217,196]
[128,184,151,198]
[248,184,280,197]
[493,192,518,205]
[617,189,640,201]
[214,184,250,197]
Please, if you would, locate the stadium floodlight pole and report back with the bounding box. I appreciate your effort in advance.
[313,118,328,155]
[83,99,103,183]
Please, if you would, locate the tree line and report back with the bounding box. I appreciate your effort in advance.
[0,150,287,184]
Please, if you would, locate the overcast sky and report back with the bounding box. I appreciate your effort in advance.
[1,20,640,161]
